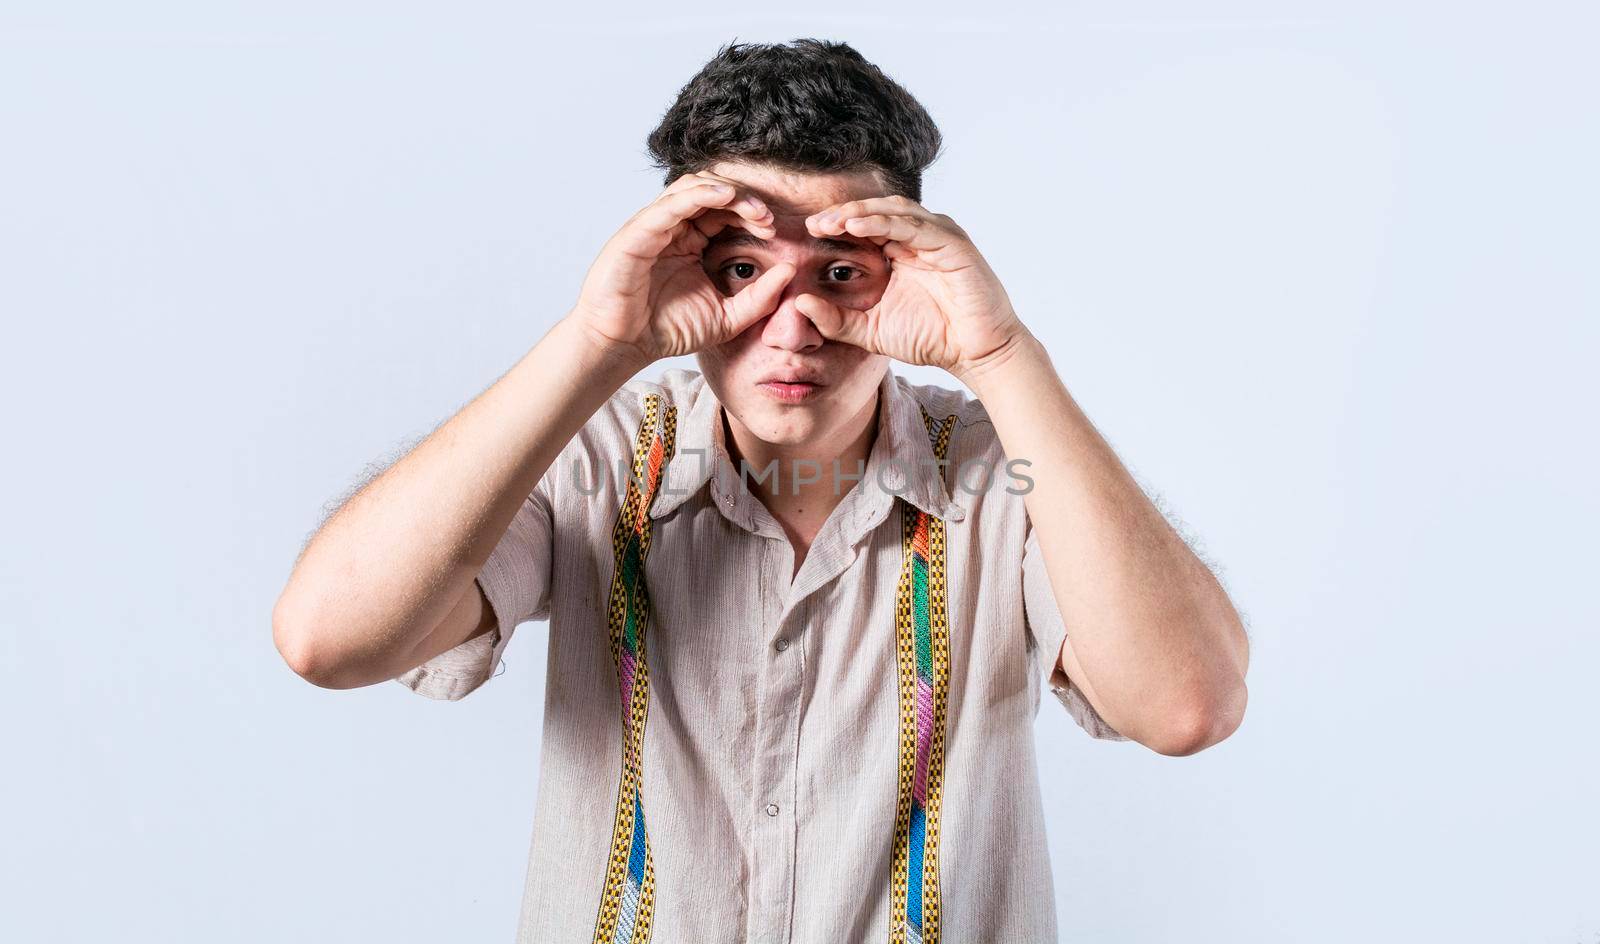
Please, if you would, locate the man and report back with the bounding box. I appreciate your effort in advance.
[273,38,1248,944]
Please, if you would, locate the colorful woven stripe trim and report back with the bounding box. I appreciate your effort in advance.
[592,393,676,944]
[890,406,959,944]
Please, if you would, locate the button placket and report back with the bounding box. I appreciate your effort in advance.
[749,539,801,943]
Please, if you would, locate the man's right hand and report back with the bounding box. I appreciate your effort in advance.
[571,170,796,367]
[280,172,798,695]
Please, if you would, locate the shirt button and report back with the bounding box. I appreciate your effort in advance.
[764,803,780,817]
[773,637,790,652]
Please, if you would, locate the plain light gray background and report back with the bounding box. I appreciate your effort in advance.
[4,2,1596,941]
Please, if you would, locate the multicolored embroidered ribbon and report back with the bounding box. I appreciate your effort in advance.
[589,392,956,943]
[592,393,676,944]
[890,406,959,944]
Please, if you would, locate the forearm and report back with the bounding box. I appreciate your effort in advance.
[272,313,647,686]
[958,330,1248,752]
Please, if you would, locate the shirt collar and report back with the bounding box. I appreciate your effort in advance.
[648,367,967,527]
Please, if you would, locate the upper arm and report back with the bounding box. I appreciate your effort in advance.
[1022,519,1131,741]
[392,467,558,701]
[401,577,497,672]
[1049,632,1121,738]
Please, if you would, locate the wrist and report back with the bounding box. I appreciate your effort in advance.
[557,313,655,379]
[952,328,1045,394]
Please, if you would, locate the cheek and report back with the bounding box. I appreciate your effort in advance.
[701,333,760,375]
[841,272,889,305]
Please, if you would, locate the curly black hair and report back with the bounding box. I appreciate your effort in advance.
[645,38,944,202]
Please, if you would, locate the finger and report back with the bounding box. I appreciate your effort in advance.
[810,212,904,251]
[721,261,796,337]
[833,213,956,255]
[793,292,880,352]
[807,195,933,234]
[617,184,770,259]
[664,172,775,228]
[663,170,720,194]
[656,183,773,237]
[690,170,773,212]
[689,205,774,241]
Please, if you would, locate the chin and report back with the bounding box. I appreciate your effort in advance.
[738,399,830,444]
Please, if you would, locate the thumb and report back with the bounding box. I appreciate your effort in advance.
[722,261,795,336]
[795,293,877,350]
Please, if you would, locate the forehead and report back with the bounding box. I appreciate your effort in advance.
[708,160,887,216]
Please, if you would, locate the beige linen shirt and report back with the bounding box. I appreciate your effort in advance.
[397,365,1128,944]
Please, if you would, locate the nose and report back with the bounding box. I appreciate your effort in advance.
[758,275,825,353]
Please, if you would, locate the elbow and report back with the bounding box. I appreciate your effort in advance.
[1149,676,1249,757]
[272,595,359,691]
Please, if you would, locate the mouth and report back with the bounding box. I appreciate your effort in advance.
[757,373,826,403]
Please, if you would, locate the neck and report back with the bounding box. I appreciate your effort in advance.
[723,387,881,527]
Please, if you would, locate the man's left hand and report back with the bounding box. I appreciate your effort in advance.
[793,196,1032,379]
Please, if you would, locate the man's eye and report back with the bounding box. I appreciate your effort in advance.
[721,262,863,284]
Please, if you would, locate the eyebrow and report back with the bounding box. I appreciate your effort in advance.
[704,231,880,258]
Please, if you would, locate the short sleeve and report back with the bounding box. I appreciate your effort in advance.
[1022,521,1130,741]
[394,465,557,701]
